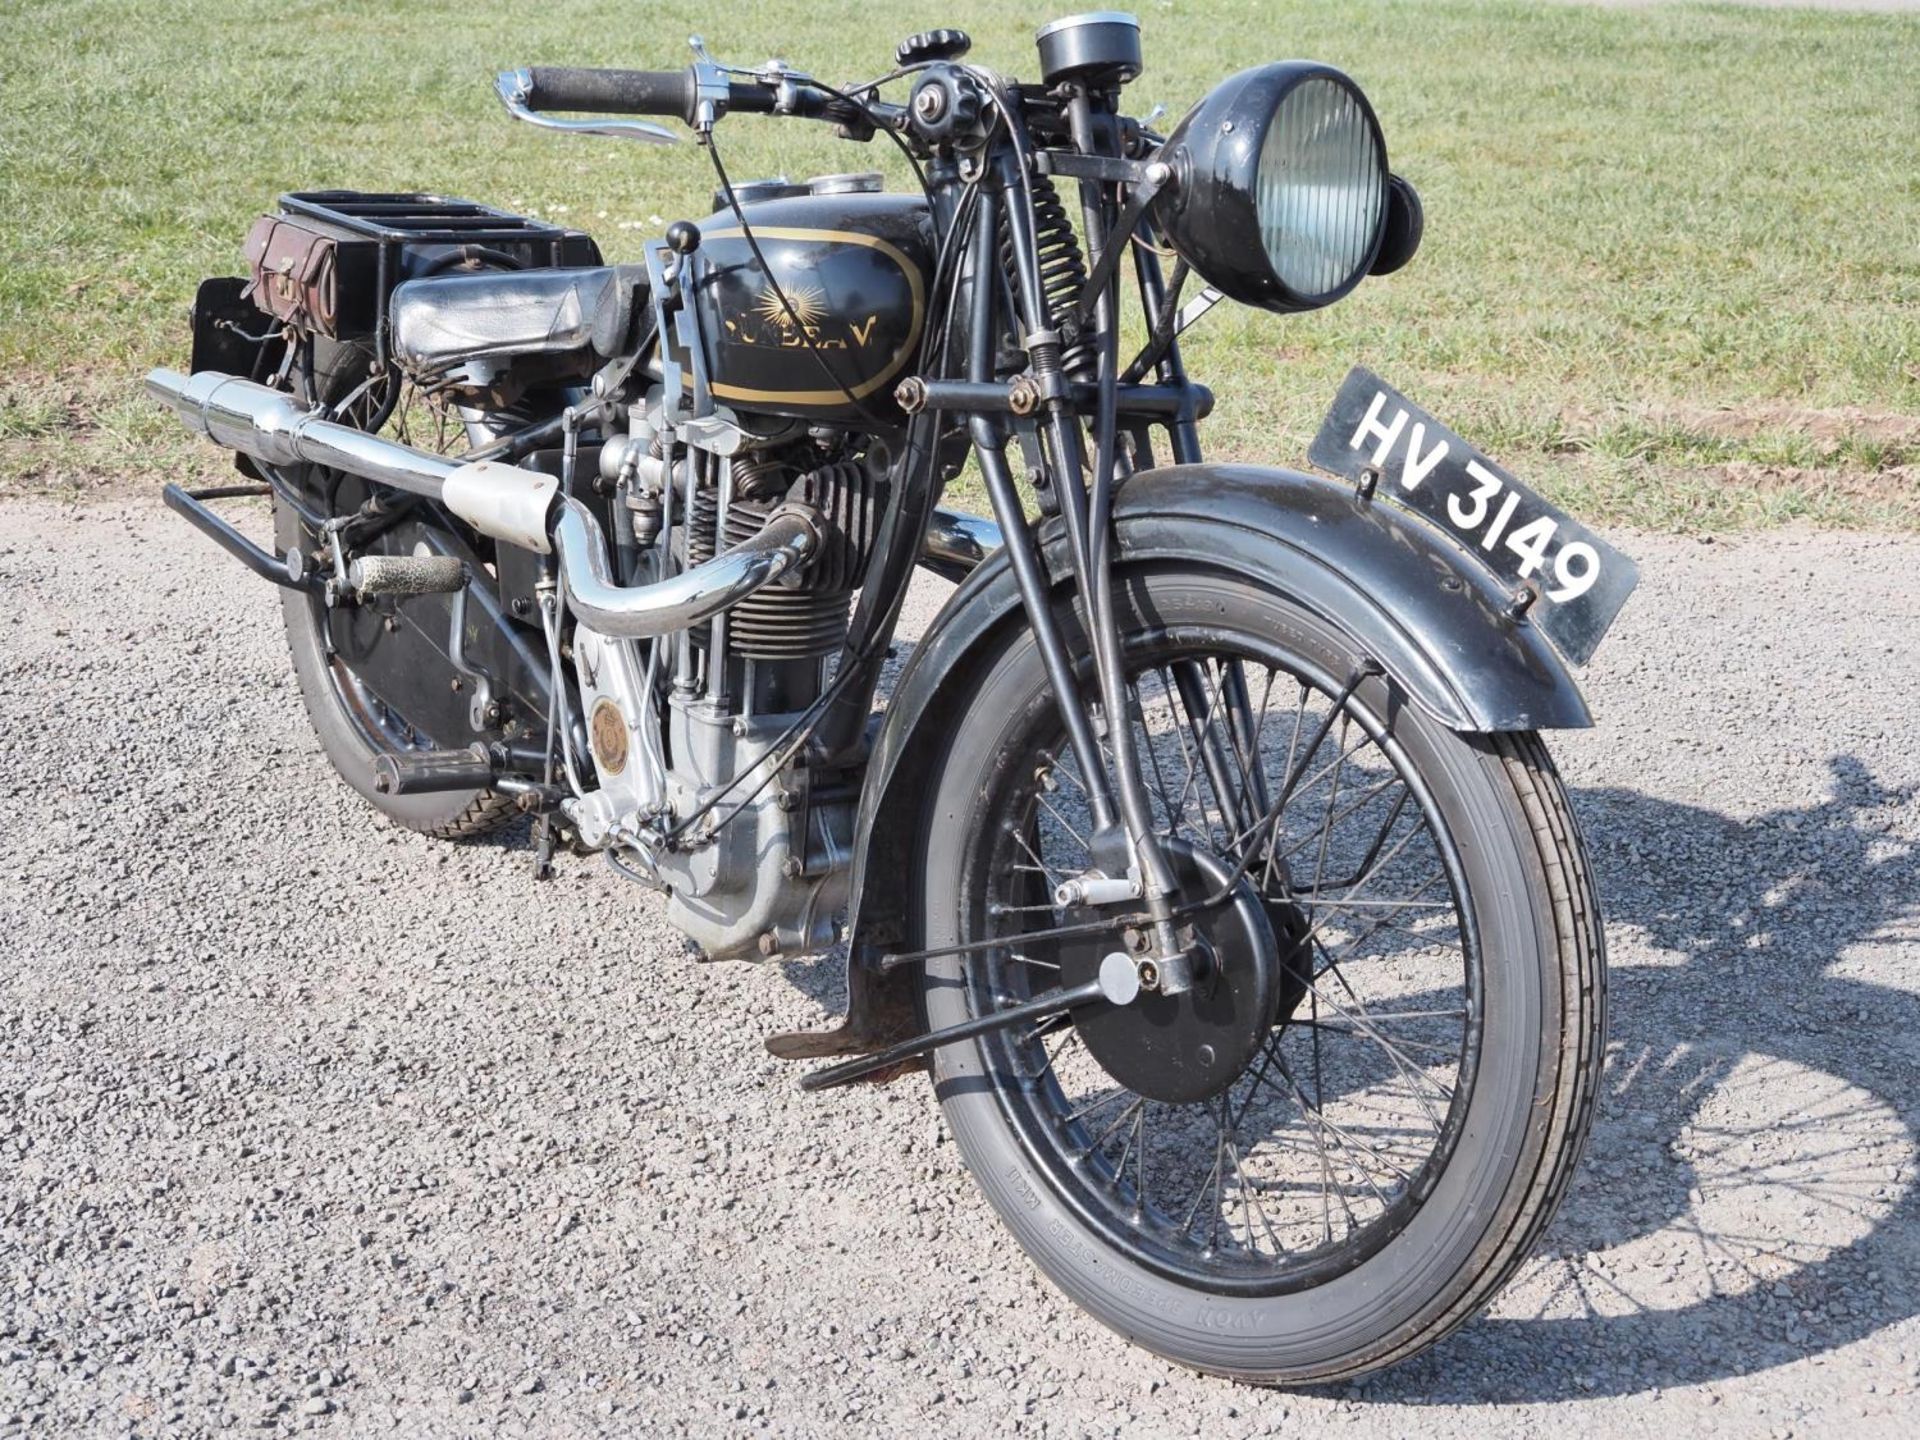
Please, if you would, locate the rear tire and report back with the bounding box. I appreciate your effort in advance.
[914,566,1604,1383]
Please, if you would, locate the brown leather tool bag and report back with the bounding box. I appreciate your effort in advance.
[243,214,341,336]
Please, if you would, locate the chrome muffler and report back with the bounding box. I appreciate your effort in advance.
[146,368,460,502]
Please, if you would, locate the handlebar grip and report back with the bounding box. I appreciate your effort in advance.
[524,66,699,122]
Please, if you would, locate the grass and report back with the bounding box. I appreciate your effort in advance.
[0,0,1915,528]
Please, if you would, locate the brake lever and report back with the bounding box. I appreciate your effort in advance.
[495,70,679,147]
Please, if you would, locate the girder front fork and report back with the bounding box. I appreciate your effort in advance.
[973,158,1196,987]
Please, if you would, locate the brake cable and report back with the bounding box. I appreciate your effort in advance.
[705,133,894,429]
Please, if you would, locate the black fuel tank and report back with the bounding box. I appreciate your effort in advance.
[691,192,933,422]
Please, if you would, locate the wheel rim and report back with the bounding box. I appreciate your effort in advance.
[958,625,1484,1297]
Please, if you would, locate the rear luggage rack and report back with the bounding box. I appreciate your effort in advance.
[222,190,604,412]
[277,191,594,259]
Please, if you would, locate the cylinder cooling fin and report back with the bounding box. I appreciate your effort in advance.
[727,584,853,661]
[683,454,886,663]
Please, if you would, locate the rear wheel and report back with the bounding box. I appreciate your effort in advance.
[915,566,1603,1383]
[274,339,522,842]
[274,496,519,839]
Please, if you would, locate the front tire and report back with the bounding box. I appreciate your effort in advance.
[914,565,1604,1383]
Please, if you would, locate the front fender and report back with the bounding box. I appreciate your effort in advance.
[768,463,1590,1062]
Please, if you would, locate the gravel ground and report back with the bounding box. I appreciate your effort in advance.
[2,499,1918,1437]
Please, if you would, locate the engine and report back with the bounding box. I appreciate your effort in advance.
[551,169,920,962]
[568,411,887,962]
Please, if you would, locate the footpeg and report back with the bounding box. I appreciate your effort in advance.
[370,744,494,796]
[348,554,467,598]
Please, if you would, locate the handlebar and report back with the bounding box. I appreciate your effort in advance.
[527,67,696,123]
[523,65,800,127]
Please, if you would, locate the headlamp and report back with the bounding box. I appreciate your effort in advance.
[1155,62,1419,312]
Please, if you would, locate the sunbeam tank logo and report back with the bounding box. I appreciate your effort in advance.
[722,268,886,355]
[748,282,829,335]
[692,209,930,420]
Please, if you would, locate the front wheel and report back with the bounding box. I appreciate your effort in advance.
[914,565,1604,1383]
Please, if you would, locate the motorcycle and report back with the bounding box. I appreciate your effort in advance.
[146,14,1638,1383]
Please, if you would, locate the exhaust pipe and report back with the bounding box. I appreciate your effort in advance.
[147,368,994,634]
[146,368,460,502]
[553,499,819,640]
[146,367,818,636]
[922,508,1002,581]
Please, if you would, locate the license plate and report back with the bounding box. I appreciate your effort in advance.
[1308,367,1637,665]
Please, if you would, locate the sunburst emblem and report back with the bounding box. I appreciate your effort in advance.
[754,282,825,330]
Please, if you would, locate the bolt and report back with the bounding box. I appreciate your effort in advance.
[781,856,804,879]
[913,85,948,122]
[450,677,464,693]
[1007,375,1042,417]
[1197,1043,1216,1067]
[757,932,781,958]
[1137,959,1161,991]
[383,616,399,633]
[894,375,929,414]
[1145,160,1172,186]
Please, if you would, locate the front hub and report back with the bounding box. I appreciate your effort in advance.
[1048,842,1298,1105]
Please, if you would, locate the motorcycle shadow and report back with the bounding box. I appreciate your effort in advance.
[1360,754,1920,1404]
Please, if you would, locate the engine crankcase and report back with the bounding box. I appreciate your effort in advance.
[653,696,851,962]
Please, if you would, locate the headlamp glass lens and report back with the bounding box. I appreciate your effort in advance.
[1255,77,1385,300]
